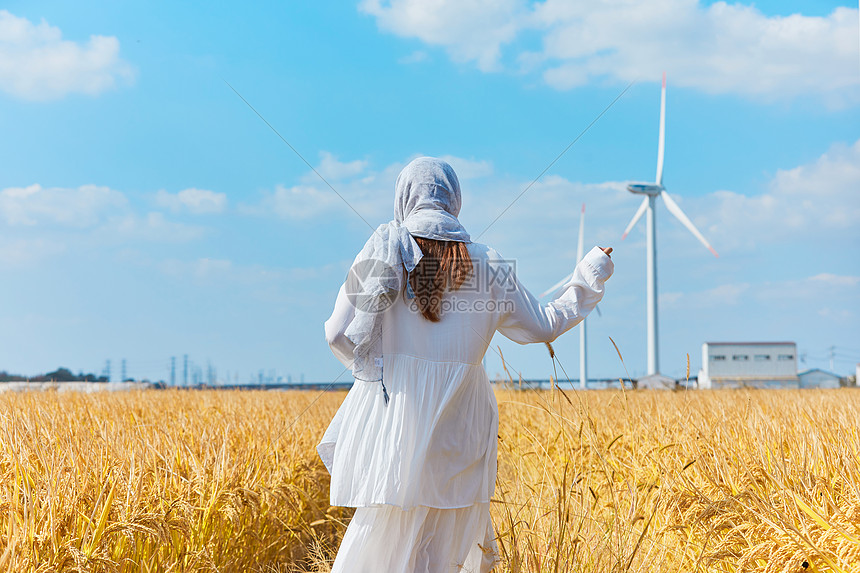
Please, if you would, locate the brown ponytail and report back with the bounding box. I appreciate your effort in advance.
[407,237,473,322]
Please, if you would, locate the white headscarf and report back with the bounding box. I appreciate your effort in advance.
[343,157,470,401]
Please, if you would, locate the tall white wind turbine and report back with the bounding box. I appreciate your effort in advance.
[541,203,590,389]
[623,72,718,376]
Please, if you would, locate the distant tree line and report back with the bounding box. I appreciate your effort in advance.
[0,368,108,383]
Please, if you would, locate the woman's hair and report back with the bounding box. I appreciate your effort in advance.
[407,237,473,322]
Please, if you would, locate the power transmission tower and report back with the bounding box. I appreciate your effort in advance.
[183,355,189,386]
[121,359,127,382]
[170,357,176,386]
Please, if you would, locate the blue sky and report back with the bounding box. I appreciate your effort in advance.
[0,1,858,383]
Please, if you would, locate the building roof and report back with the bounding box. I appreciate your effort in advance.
[797,368,841,378]
[708,376,799,382]
[705,341,795,347]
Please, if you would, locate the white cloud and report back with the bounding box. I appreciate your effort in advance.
[250,153,498,222]
[155,188,227,215]
[249,152,493,222]
[533,0,860,100]
[464,174,628,252]
[0,10,134,101]
[398,50,429,64]
[757,273,860,306]
[160,257,235,281]
[360,0,524,71]
[0,184,127,227]
[0,236,67,266]
[361,0,860,102]
[438,155,494,180]
[0,183,213,241]
[312,151,369,182]
[158,256,344,288]
[662,273,858,323]
[0,183,212,268]
[661,282,751,309]
[100,212,206,243]
[257,183,345,220]
[699,139,860,250]
[808,273,860,289]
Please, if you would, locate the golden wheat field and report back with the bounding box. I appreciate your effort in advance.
[1,387,858,572]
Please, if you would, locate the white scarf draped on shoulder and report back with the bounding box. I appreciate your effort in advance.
[343,157,471,400]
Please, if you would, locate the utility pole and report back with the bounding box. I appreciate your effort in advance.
[170,357,176,386]
[183,355,188,386]
[829,346,836,372]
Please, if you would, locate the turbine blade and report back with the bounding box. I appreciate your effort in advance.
[577,203,585,262]
[656,72,666,186]
[660,190,719,257]
[543,203,587,299]
[539,271,575,299]
[622,197,649,240]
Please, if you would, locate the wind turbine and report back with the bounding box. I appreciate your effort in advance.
[541,203,591,390]
[623,72,718,377]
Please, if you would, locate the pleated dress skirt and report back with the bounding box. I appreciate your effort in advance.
[331,502,498,572]
[318,353,501,572]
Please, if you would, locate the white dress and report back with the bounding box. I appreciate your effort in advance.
[320,243,614,572]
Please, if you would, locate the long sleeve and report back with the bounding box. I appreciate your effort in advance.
[497,246,613,344]
[324,284,356,368]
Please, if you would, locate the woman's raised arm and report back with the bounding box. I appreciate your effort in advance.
[496,246,614,344]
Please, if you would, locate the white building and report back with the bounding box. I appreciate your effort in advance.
[798,368,841,389]
[698,342,800,389]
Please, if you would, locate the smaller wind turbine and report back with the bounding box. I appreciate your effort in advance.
[541,203,592,390]
[623,72,718,377]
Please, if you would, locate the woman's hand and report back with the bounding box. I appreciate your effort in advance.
[600,246,613,258]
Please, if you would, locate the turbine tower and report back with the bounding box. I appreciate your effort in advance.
[623,72,718,376]
[541,203,591,389]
